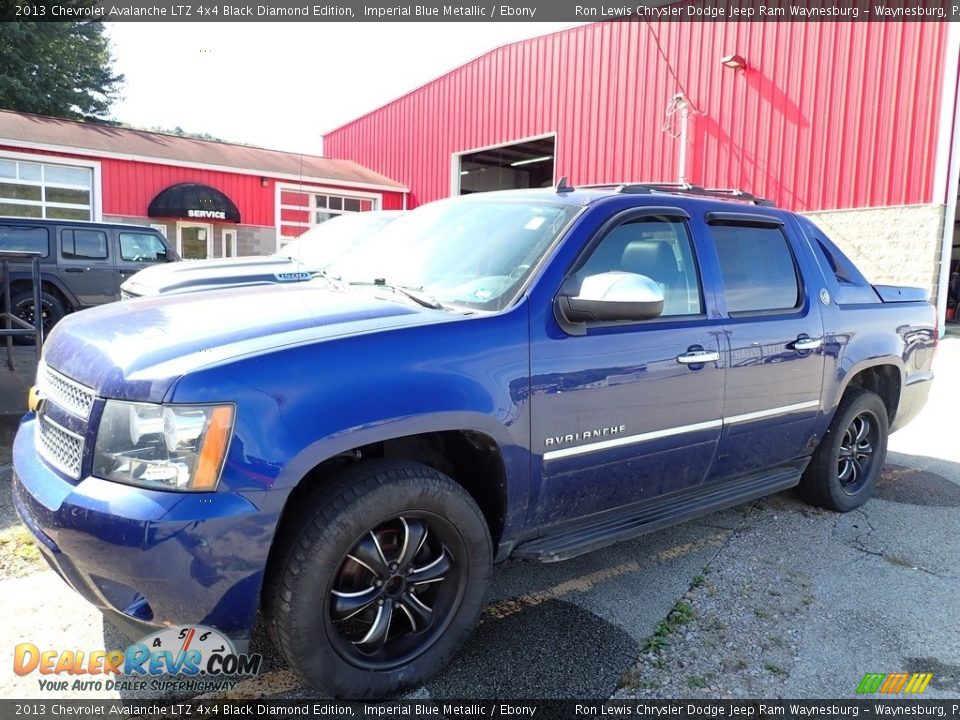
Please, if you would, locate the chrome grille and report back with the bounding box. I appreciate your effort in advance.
[37,362,96,420]
[36,414,84,479]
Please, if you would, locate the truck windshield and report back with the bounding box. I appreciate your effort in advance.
[327,197,579,311]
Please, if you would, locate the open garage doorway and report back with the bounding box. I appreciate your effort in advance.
[454,135,555,195]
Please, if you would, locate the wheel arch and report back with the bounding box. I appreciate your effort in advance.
[830,359,903,426]
[7,273,79,310]
[266,421,514,576]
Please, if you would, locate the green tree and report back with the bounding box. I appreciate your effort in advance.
[0,18,124,120]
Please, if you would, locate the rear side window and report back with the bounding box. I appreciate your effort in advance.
[709,224,800,314]
[120,232,167,263]
[61,229,107,260]
[0,225,49,257]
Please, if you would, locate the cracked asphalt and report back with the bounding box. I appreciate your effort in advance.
[1,335,958,700]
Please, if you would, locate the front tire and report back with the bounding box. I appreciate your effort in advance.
[800,388,888,512]
[266,461,492,698]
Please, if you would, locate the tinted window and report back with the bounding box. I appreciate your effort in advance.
[120,232,167,263]
[578,216,702,316]
[0,225,49,257]
[710,224,800,314]
[62,229,107,260]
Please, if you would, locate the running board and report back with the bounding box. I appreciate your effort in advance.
[512,468,802,562]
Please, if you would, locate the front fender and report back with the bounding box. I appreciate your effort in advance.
[169,308,533,542]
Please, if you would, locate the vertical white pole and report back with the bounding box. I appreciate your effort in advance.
[678,95,689,185]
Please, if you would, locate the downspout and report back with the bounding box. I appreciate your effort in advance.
[935,24,960,335]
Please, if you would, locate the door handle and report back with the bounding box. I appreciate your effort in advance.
[677,350,720,365]
[793,337,823,351]
[63,267,86,273]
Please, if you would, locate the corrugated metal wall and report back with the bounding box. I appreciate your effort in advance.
[324,21,948,211]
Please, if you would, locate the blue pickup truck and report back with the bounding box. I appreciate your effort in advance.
[12,183,936,697]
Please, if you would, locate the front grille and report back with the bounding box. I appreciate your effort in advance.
[37,362,96,420]
[36,414,84,479]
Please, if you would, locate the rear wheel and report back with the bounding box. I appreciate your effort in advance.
[9,290,65,343]
[266,461,492,697]
[800,388,888,512]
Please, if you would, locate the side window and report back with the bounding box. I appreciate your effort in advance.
[61,229,107,260]
[120,232,167,263]
[578,216,703,316]
[0,225,49,257]
[709,223,800,314]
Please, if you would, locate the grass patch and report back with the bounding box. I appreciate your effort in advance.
[764,662,786,676]
[687,675,709,689]
[691,573,706,588]
[0,525,45,577]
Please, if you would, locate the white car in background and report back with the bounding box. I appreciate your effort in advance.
[121,211,403,299]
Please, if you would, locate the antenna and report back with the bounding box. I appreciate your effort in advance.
[555,176,574,194]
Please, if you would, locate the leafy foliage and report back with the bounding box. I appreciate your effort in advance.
[0,15,124,120]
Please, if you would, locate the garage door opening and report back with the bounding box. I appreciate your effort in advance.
[456,136,555,195]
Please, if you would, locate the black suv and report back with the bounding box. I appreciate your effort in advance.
[0,217,178,335]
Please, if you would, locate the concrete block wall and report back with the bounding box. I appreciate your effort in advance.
[103,216,277,258]
[802,204,945,299]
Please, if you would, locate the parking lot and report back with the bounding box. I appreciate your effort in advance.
[1,334,958,701]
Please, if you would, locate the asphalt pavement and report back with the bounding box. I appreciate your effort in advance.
[1,333,958,701]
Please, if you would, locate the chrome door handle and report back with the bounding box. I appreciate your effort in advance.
[677,350,720,364]
[794,337,823,351]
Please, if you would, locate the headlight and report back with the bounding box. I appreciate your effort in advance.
[93,400,235,492]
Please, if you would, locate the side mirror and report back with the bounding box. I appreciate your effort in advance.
[165,248,178,262]
[556,271,664,334]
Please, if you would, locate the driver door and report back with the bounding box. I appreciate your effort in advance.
[528,210,726,527]
[116,230,172,292]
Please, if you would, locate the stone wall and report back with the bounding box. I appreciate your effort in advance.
[801,204,945,298]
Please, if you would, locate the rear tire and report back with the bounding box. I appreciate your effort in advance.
[800,388,888,512]
[9,290,65,344]
[266,460,492,698]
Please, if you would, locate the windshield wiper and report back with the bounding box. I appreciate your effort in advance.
[349,280,445,310]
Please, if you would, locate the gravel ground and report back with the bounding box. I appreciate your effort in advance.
[1,335,958,700]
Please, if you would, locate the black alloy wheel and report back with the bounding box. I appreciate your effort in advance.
[836,411,879,495]
[799,387,888,512]
[327,514,465,669]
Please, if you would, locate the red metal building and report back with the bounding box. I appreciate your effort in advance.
[0,110,407,260]
[324,21,960,325]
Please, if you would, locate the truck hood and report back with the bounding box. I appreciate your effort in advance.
[42,283,449,403]
[122,255,317,297]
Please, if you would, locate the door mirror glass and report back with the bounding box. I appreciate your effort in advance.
[558,271,664,329]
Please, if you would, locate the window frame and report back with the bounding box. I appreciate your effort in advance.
[0,155,99,222]
[705,216,806,318]
[274,182,382,251]
[119,231,169,264]
[60,228,109,261]
[559,206,708,329]
[0,223,50,258]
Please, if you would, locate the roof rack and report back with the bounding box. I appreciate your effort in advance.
[574,182,775,207]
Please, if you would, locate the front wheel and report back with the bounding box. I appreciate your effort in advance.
[266,461,492,698]
[799,388,888,512]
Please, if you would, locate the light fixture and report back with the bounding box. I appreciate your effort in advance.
[260,177,269,187]
[510,155,553,168]
[460,170,470,176]
[721,54,747,71]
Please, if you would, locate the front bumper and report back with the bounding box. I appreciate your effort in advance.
[12,416,265,647]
